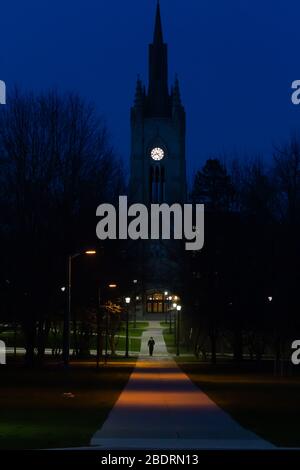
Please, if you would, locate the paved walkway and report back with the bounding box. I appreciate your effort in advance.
[90,321,274,450]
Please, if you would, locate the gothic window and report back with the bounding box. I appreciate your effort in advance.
[149,166,154,202]
[160,165,165,202]
[149,165,165,203]
[155,166,160,202]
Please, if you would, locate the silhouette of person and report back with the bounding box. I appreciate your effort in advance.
[148,337,155,356]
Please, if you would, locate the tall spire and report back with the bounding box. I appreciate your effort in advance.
[153,1,163,44]
[147,1,170,117]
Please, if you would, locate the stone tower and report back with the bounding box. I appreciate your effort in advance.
[130,2,186,206]
[129,2,187,314]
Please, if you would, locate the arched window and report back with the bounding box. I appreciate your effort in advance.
[155,166,160,202]
[160,166,165,202]
[149,166,154,202]
[149,165,165,203]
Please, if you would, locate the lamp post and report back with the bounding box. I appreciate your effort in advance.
[63,250,96,367]
[133,280,138,328]
[173,303,177,346]
[176,305,182,357]
[168,296,173,333]
[268,295,282,376]
[104,284,118,364]
[96,286,101,369]
[125,297,131,358]
[164,291,168,322]
[97,283,117,368]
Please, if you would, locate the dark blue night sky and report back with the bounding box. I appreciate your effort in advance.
[1,0,300,179]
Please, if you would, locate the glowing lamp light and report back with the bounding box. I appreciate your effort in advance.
[177,305,182,312]
[85,250,96,255]
[173,303,177,309]
[109,284,117,288]
[125,297,131,304]
[268,296,273,302]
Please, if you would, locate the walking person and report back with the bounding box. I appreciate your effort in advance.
[148,337,155,356]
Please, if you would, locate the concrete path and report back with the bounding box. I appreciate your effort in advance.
[90,321,274,450]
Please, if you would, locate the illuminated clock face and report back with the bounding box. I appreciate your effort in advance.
[151,147,165,161]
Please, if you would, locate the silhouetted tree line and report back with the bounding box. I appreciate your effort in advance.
[0,89,126,364]
[185,139,300,368]
[1,89,300,369]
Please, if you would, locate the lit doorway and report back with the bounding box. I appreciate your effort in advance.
[146,293,175,313]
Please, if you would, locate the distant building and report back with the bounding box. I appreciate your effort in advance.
[129,3,187,316]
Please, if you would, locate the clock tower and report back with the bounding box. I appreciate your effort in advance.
[129,2,187,312]
[130,1,186,205]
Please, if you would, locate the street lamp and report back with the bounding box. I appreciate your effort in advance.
[133,280,138,328]
[97,282,118,368]
[63,249,96,367]
[167,296,172,334]
[173,303,177,346]
[164,291,168,321]
[125,297,131,358]
[176,305,182,357]
[105,283,117,363]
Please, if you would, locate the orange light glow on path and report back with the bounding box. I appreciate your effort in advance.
[91,321,274,450]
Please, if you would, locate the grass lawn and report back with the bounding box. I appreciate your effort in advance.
[118,321,149,337]
[161,325,191,355]
[0,361,135,449]
[179,362,300,447]
[0,321,149,353]
[113,336,141,352]
[90,321,149,352]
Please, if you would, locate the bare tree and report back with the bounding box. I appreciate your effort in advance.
[273,135,300,225]
[0,89,124,363]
